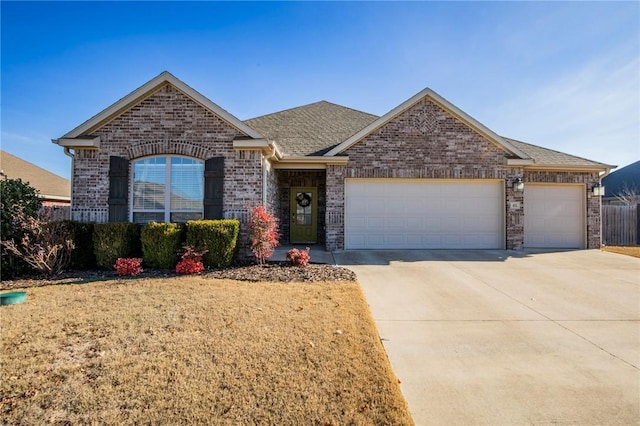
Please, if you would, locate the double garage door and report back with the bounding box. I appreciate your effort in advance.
[345,179,504,249]
[345,179,585,250]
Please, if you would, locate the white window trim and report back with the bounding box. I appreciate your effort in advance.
[129,155,205,223]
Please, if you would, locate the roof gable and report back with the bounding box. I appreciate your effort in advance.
[324,88,530,159]
[59,71,263,140]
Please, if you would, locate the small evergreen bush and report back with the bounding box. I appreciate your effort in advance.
[141,222,184,269]
[62,221,96,270]
[114,258,143,276]
[185,220,239,269]
[93,223,141,269]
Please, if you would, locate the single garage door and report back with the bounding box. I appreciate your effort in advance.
[345,179,504,249]
[524,184,585,248]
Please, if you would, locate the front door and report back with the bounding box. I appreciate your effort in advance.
[290,187,317,243]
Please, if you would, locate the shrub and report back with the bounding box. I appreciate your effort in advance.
[1,178,42,278]
[249,204,280,265]
[185,220,239,269]
[286,247,311,266]
[1,211,75,276]
[141,222,184,269]
[175,246,207,275]
[114,258,143,276]
[62,221,96,270]
[93,223,141,269]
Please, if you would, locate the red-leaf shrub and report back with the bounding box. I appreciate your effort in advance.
[286,247,311,266]
[249,204,280,265]
[114,258,143,276]
[175,245,207,275]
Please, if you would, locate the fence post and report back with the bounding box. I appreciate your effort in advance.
[637,203,640,245]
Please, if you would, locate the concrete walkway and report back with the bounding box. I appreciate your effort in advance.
[333,249,640,426]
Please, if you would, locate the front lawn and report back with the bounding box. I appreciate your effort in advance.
[602,245,640,258]
[0,277,413,425]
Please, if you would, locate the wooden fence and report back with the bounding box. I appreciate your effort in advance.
[602,204,638,246]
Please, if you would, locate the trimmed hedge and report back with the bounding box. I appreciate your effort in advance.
[141,222,184,269]
[185,220,239,268]
[93,223,142,269]
[62,221,96,270]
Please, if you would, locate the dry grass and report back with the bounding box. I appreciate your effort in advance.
[602,245,640,258]
[0,277,413,425]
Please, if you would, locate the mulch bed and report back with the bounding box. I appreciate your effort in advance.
[0,262,357,291]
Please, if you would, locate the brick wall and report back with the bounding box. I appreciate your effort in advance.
[70,83,264,257]
[325,97,601,250]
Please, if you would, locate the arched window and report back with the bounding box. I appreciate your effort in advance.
[131,156,204,223]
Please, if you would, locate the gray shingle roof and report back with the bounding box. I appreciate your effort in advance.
[504,138,610,168]
[244,101,608,169]
[245,101,378,156]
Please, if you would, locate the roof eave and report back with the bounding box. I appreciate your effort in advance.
[53,136,101,149]
[273,156,349,170]
[523,163,614,173]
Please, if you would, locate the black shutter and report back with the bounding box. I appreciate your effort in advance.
[204,157,224,219]
[108,156,129,223]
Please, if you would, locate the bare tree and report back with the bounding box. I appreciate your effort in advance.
[615,183,640,206]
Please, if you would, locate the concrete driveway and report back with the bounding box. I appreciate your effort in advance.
[333,249,640,426]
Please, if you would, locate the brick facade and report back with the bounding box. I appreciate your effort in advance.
[324,97,602,250]
[66,80,603,255]
[70,84,264,256]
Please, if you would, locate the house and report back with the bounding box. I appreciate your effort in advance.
[602,160,640,206]
[0,150,71,206]
[53,71,612,254]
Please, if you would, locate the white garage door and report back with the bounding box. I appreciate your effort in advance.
[524,185,585,249]
[345,179,504,249]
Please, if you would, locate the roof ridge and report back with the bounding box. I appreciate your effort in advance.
[245,100,378,122]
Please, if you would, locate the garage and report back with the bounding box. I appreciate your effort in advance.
[524,184,585,248]
[345,179,504,249]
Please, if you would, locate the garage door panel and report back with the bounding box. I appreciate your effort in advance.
[524,185,584,249]
[345,180,503,249]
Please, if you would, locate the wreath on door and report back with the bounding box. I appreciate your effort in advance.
[296,192,311,207]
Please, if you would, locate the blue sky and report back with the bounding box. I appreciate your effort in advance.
[1,1,638,180]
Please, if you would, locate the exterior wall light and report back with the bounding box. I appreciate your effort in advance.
[513,177,524,193]
[592,182,605,196]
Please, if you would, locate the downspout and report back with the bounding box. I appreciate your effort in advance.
[63,147,75,218]
[598,166,614,247]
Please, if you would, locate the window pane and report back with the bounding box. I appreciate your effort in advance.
[133,157,166,210]
[171,212,203,222]
[170,157,204,211]
[133,212,164,224]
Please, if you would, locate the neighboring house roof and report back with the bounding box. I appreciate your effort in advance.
[54,71,263,148]
[245,101,378,156]
[0,150,70,201]
[504,138,611,170]
[602,160,640,199]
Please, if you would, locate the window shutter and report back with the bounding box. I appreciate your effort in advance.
[204,157,224,219]
[108,156,129,222]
